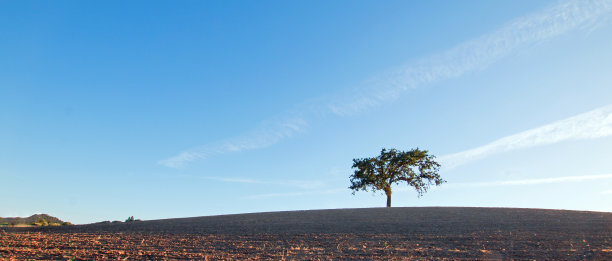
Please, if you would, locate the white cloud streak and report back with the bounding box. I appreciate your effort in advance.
[244,188,344,199]
[328,0,612,116]
[203,176,327,190]
[160,0,612,168]
[174,173,328,189]
[439,104,612,169]
[159,117,307,168]
[447,173,612,188]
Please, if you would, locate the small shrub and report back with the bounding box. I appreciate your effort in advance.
[33,218,49,226]
[125,216,135,222]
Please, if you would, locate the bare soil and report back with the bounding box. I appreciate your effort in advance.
[2,207,611,260]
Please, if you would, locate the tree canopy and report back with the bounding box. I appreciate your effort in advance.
[349,148,444,207]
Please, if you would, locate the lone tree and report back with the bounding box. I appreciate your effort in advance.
[349,148,445,207]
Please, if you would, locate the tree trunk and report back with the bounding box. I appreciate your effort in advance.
[386,191,392,208]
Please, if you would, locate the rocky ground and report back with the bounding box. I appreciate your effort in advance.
[2,207,611,260]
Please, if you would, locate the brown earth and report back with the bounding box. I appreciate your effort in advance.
[1,207,611,260]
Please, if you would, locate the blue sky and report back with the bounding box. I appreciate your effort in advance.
[2,0,612,224]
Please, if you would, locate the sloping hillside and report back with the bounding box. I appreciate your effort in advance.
[26,207,612,235]
[0,214,65,226]
[2,207,611,259]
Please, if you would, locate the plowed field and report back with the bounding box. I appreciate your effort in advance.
[2,207,611,260]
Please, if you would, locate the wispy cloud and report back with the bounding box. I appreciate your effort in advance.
[203,176,327,189]
[244,188,344,199]
[159,117,308,168]
[439,104,612,169]
[447,173,612,188]
[328,0,612,115]
[176,173,327,189]
[160,0,612,168]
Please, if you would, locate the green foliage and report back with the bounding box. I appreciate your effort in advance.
[125,216,135,222]
[32,218,49,226]
[62,222,73,226]
[1,214,67,226]
[349,148,445,207]
[0,222,8,227]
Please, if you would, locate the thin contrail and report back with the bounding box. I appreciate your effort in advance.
[244,188,344,199]
[173,173,327,189]
[247,173,612,196]
[439,104,612,169]
[159,0,612,168]
[447,173,612,188]
[203,176,327,189]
